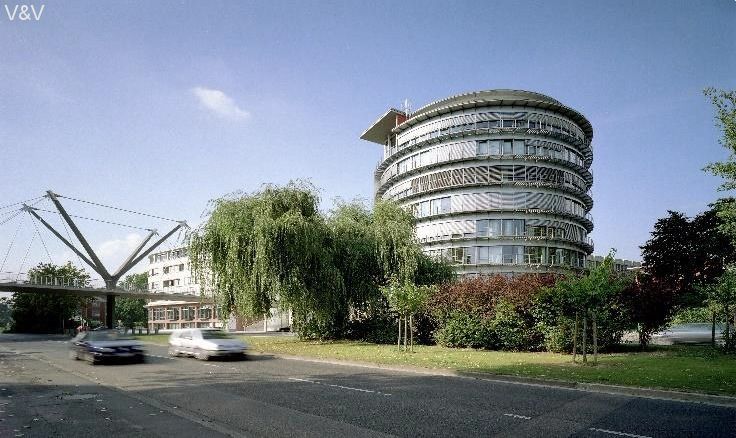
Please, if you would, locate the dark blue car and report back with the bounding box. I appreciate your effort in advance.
[70,330,145,364]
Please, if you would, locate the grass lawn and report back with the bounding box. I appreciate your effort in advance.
[135,334,736,396]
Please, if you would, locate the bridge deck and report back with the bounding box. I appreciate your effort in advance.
[0,282,207,301]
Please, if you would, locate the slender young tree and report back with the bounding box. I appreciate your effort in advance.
[697,266,736,352]
[381,279,435,352]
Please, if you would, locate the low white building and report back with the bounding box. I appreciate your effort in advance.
[145,247,290,332]
[145,247,225,331]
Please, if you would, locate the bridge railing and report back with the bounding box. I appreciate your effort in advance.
[0,272,200,297]
[123,283,200,297]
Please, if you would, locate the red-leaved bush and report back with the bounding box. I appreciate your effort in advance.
[429,274,560,321]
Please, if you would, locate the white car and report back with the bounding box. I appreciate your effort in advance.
[168,328,247,360]
[651,323,725,345]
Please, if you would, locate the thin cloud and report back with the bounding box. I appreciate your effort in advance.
[95,233,144,271]
[191,86,250,121]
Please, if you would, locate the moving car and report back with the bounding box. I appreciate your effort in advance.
[168,328,247,360]
[70,330,145,364]
[651,323,725,345]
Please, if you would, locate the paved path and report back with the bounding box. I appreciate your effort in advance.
[0,333,734,437]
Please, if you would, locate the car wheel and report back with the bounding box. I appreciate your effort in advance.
[168,346,178,357]
[86,352,99,365]
[194,348,209,361]
[69,349,79,360]
[135,355,145,364]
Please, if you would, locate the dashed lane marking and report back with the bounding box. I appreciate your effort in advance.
[147,355,174,360]
[589,427,653,438]
[503,413,531,420]
[288,377,392,396]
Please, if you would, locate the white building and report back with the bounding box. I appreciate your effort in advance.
[362,90,594,276]
[145,247,290,332]
[145,247,225,331]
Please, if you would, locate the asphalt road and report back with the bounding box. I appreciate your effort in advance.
[0,333,734,438]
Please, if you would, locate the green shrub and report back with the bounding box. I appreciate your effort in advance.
[490,300,543,351]
[345,313,396,344]
[537,319,574,353]
[435,312,495,349]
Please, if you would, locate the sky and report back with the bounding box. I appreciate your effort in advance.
[1,0,735,284]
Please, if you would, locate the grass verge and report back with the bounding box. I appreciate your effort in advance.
[135,334,736,396]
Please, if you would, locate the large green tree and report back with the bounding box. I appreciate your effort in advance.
[703,88,736,240]
[189,182,342,337]
[11,262,92,333]
[703,88,736,191]
[188,182,451,340]
[114,272,149,331]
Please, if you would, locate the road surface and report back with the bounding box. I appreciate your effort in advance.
[0,333,734,437]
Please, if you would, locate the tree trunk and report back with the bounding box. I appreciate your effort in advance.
[410,315,414,352]
[397,316,402,351]
[592,311,598,365]
[572,312,579,363]
[582,311,588,364]
[712,310,717,348]
[403,316,408,351]
[725,303,731,351]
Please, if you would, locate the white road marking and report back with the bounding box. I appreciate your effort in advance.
[589,427,652,438]
[503,413,531,420]
[146,355,174,360]
[288,377,392,396]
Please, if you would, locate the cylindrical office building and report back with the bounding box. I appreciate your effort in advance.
[361,90,594,275]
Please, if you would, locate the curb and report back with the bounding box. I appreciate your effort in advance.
[134,339,736,409]
[251,351,736,408]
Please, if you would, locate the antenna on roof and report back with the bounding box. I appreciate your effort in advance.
[402,98,413,116]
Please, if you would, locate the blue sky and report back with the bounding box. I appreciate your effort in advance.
[1,0,735,281]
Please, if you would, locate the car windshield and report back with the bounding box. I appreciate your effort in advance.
[86,331,134,341]
[200,330,232,339]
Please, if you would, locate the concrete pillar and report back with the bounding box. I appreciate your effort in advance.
[106,295,115,329]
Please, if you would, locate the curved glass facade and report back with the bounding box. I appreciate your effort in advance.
[361,90,594,275]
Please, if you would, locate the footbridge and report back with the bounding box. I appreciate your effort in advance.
[0,271,200,301]
[0,190,199,328]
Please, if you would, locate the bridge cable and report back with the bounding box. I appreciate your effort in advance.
[30,215,54,264]
[0,196,44,212]
[57,195,180,223]
[31,207,154,231]
[16,231,36,281]
[1,198,47,225]
[0,213,25,273]
[0,208,20,222]
[0,209,23,226]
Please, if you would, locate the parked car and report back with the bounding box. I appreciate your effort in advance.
[70,330,145,364]
[168,328,247,360]
[651,323,725,345]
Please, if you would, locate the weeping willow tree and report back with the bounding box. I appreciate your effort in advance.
[188,182,344,336]
[328,201,382,317]
[327,200,433,329]
[188,183,438,339]
[371,200,422,283]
